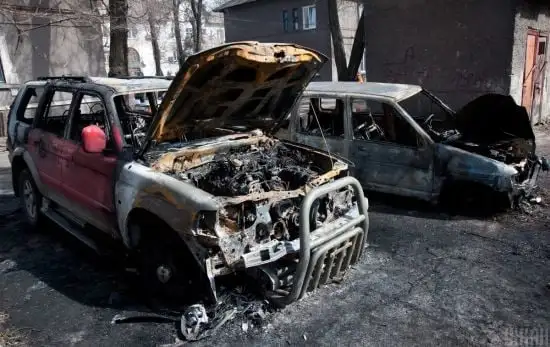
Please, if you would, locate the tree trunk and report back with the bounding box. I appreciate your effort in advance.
[172,0,185,67]
[346,9,365,80]
[108,0,129,76]
[189,0,203,52]
[148,11,163,76]
[328,0,348,81]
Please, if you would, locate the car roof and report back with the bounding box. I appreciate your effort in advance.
[24,77,171,94]
[305,82,423,101]
[89,77,171,93]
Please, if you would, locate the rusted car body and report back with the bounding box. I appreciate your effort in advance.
[8,43,369,305]
[282,82,547,206]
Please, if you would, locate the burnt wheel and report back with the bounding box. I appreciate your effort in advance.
[18,169,43,227]
[137,231,196,302]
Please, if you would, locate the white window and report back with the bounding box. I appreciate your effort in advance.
[302,5,316,30]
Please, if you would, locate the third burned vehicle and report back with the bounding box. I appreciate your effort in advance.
[281,82,548,208]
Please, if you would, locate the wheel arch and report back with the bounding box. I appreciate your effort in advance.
[10,149,43,197]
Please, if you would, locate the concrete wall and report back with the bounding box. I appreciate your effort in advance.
[221,0,334,80]
[363,0,516,109]
[509,3,550,124]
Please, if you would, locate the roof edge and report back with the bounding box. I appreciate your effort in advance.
[213,0,257,12]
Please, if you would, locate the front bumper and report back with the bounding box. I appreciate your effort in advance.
[203,177,369,305]
[509,157,546,203]
[251,176,369,305]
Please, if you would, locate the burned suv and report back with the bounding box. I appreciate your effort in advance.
[7,42,368,304]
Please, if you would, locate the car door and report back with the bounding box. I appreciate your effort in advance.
[59,91,118,235]
[290,94,351,158]
[27,87,77,200]
[349,97,435,200]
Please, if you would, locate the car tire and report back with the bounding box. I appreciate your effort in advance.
[18,169,43,228]
[137,231,196,302]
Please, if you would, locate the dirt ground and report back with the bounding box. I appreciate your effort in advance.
[0,129,549,347]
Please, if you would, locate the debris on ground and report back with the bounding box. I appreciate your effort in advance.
[110,284,274,343]
[180,304,209,341]
[516,186,547,215]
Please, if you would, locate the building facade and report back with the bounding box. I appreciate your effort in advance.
[215,0,364,81]
[102,10,225,77]
[0,1,105,103]
[363,0,550,123]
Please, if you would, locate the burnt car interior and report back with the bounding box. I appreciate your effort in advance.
[70,95,107,142]
[398,91,459,143]
[351,99,419,147]
[114,92,161,149]
[40,90,74,137]
[298,97,346,137]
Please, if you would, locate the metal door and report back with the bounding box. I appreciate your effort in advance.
[522,29,547,124]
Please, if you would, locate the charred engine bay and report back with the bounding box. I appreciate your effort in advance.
[155,139,353,248]
[177,141,320,197]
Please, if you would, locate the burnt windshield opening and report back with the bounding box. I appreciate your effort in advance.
[398,90,459,142]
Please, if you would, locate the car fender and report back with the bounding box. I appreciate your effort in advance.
[115,161,219,249]
[441,144,517,192]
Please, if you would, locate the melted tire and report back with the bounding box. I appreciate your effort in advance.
[18,169,43,228]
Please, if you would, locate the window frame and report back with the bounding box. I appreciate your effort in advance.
[295,94,350,140]
[15,86,45,124]
[282,10,289,32]
[350,96,424,149]
[292,8,299,31]
[302,5,316,30]
[67,90,114,149]
[34,87,78,138]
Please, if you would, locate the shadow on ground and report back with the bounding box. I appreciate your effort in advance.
[0,193,192,315]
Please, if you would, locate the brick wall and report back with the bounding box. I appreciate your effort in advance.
[363,0,516,109]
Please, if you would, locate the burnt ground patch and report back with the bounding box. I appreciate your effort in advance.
[0,130,549,346]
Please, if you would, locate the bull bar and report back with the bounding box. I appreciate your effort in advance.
[270,176,369,306]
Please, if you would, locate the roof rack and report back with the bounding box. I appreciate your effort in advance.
[37,76,91,83]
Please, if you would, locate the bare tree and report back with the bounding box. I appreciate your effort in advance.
[328,0,365,81]
[172,0,185,66]
[188,0,203,52]
[108,0,129,76]
[146,11,163,76]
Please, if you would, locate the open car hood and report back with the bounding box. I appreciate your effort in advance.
[140,42,327,153]
[454,94,535,144]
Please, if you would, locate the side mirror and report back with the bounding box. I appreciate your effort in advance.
[82,125,106,153]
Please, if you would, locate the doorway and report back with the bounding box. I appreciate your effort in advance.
[521,28,547,124]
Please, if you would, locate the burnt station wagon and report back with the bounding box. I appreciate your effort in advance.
[280,82,548,208]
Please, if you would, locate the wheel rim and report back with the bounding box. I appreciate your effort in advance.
[156,264,173,284]
[23,180,37,220]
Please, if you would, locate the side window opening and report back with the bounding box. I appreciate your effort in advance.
[298,97,345,138]
[352,98,419,147]
[69,93,109,145]
[16,87,45,124]
[40,90,75,137]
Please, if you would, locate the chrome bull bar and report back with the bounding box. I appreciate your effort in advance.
[271,176,369,306]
